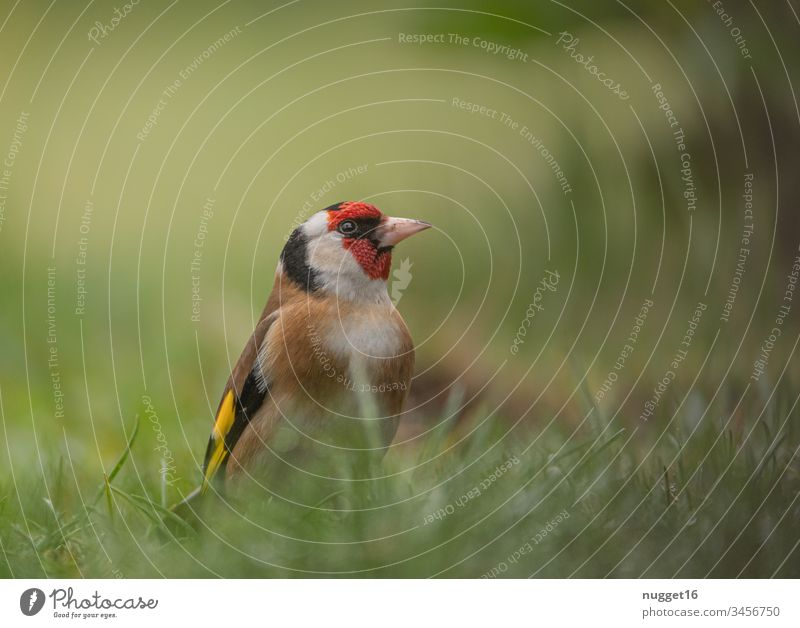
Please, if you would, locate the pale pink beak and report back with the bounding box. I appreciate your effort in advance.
[379,217,431,247]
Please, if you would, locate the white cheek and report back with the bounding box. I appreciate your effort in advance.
[306,234,351,274]
[302,217,391,304]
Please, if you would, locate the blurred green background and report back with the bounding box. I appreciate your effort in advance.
[1,0,799,577]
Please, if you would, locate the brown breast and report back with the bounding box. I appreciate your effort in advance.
[227,275,414,479]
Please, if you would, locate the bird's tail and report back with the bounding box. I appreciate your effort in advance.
[164,486,204,533]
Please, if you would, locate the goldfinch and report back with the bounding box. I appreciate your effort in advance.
[200,201,430,492]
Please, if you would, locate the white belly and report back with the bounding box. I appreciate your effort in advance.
[324,309,404,360]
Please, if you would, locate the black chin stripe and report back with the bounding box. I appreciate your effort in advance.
[281,227,321,292]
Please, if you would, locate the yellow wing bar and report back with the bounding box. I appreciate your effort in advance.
[201,389,236,493]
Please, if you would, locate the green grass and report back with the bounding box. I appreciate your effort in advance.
[2,380,797,579]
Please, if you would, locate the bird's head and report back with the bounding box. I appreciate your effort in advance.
[279,201,431,302]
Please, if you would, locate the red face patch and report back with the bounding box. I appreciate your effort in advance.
[343,238,392,280]
[326,202,391,280]
[326,201,383,231]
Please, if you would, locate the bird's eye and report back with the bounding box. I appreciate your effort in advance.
[338,220,358,236]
